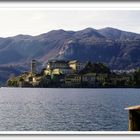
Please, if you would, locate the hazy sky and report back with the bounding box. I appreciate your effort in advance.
[0,9,140,37]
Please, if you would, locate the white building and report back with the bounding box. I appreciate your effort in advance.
[68,60,87,72]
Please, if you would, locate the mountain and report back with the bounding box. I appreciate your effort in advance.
[0,27,140,85]
[0,65,27,86]
[55,27,140,69]
[98,27,140,40]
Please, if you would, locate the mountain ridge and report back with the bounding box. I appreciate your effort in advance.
[0,27,140,70]
[0,27,140,85]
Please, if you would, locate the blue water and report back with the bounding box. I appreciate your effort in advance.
[0,88,140,131]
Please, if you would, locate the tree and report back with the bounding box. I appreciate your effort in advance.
[134,68,140,86]
[7,79,18,87]
[79,62,111,74]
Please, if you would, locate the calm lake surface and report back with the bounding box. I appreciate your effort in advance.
[0,88,140,131]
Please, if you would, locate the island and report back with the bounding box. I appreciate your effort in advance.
[6,59,140,88]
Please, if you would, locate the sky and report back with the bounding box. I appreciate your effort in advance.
[0,9,140,37]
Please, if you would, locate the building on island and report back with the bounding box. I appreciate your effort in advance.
[44,60,73,75]
[44,60,86,76]
[65,74,82,87]
[51,68,74,75]
[68,60,87,72]
[96,74,108,83]
[82,73,96,85]
[47,60,69,69]
[109,74,134,87]
[31,60,37,74]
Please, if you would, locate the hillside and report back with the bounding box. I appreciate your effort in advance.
[0,65,27,86]
[0,27,140,85]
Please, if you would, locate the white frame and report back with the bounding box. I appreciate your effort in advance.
[0,1,140,135]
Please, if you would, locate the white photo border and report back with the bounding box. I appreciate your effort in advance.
[0,1,140,135]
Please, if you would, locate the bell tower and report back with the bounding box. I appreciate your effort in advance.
[31,59,36,74]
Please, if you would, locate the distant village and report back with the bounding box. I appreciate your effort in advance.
[7,59,140,88]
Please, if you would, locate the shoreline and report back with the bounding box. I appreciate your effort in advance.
[2,86,140,89]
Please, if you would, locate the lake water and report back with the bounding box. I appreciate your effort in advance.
[0,88,140,131]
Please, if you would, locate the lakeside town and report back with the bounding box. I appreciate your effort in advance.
[6,59,140,88]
